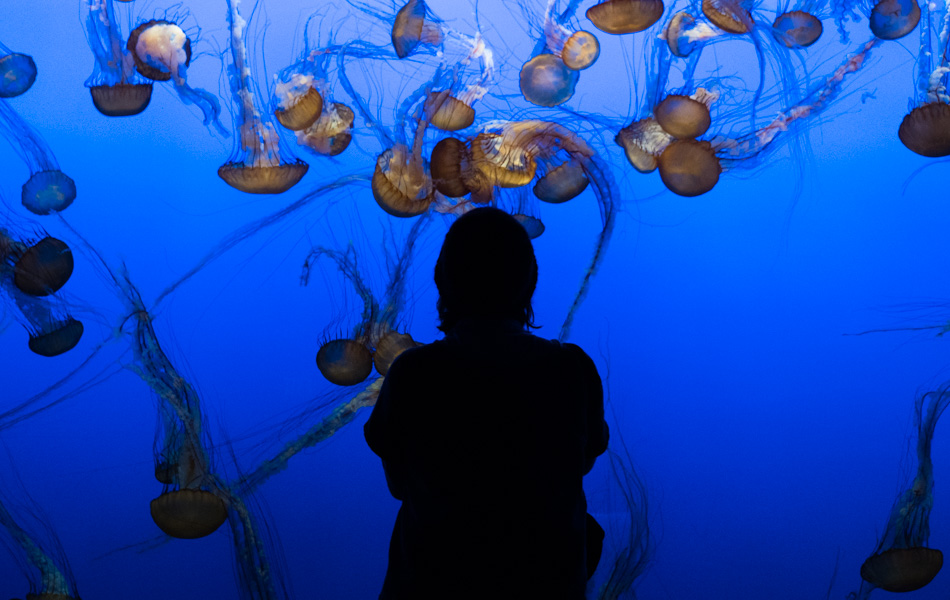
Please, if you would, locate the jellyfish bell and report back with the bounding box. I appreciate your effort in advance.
[702,0,755,33]
[273,73,324,132]
[654,94,712,139]
[860,547,943,592]
[512,213,545,239]
[13,237,74,297]
[150,488,228,539]
[316,338,374,386]
[430,137,474,198]
[665,11,699,57]
[21,170,76,215]
[657,139,721,196]
[296,102,355,156]
[586,0,665,34]
[424,90,475,132]
[533,161,589,203]
[218,161,309,195]
[28,317,83,357]
[561,31,600,70]
[772,10,823,48]
[391,0,443,59]
[372,145,434,218]
[615,118,674,173]
[519,53,578,108]
[373,331,419,376]
[89,83,153,117]
[127,20,192,82]
[898,102,950,157]
[0,52,37,98]
[869,0,920,39]
[470,132,537,188]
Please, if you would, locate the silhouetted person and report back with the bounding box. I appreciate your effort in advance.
[364,207,609,599]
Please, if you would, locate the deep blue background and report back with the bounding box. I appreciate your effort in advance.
[2,0,950,598]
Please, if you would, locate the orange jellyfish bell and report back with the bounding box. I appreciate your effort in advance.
[653,95,711,139]
[424,90,475,131]
[296,102,355,156]
[13,237,74,297]
[28,317,83,357]
[869,0,920,39]
[561,31,600,70]
[860,547,943,592]
[317,339,374,385]
[533,161,589,203]
[615,118,674,173]
[470,132,537,188]
[772,10,823,48]
[898,102,950,157]
[702,0,754,33]
[150,489,228,539]
[586,0,665,34]
[218,161,309,194]
[371,146,434,218]
[430,137,474,198]
[520,54,577,107]
[89,83,153,117]
[274,84,324,132]
[374,331,419,375]
[657,139,721,196]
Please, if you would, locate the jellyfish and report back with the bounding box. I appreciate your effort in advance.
[390,0,444,58]
[0,489,80,600]
[81,0,153,117]
[0,42,37,99]
[219,0,308,194]
[851,384,949,597]
[897,0,950,157]
[0,100,75,215]
[10,236,74,298]
[832,0,920,39]
[125,15,226,133]
[586,0,666,34]
[772,8,824,48]
[302,214,429,385]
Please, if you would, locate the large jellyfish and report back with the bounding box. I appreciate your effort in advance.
[587,0,666,35]
[124,11,226,133]
[0,97,76,216]
[896,0,950,157]
[81,0,152,117]
[849,384,949,598]
[0,42,37,99]
[0,487,81,600]
[219,0,308,194]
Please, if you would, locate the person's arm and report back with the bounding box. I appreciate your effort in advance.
[566,344,609,474]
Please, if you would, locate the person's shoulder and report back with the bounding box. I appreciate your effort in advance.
[385,338,446,374]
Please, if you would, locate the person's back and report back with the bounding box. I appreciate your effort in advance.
[364,207,608,599]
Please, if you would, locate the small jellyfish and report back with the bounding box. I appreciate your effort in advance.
[273,72,324,132]
[899,103,950,156]
[0,43,37,98]
[316,338,375,386]
[519,53,579,107]
[372,144,435,218]
[82,0,152,117]
[430,137,474,198]
[537,2,601,70]
[856,385,949,595]
[0,100,76,214]
[586,0,666,34]
[616,118,675,173]
[219,0,308,194]
[125,16,226,133]
[391,0,443,58]
[772,10,823,47]
[11,236,74,297]
[662,11,718,57]
[424,90,475,131]
[373,331,419,376]
[297,101,356,156]
[533,160,590,204]
[657,139,722,196]
[151,485,228,539]
[869,0,920,39]
[653,90,715,139]
[703,0,755,34]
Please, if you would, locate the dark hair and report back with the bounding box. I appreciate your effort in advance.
[435,207,538,332]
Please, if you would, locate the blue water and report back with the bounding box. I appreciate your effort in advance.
[2,0,950,598]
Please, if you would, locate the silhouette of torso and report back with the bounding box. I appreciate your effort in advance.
[365,317,608,600]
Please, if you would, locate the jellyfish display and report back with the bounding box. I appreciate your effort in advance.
[7,0,950,598]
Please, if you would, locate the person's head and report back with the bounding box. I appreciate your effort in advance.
[434,207,538,332]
